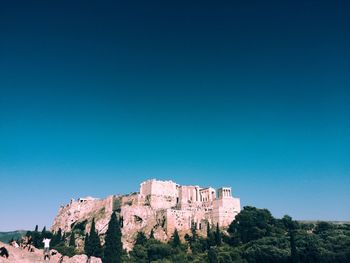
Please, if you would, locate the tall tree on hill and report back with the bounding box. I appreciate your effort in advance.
[84,233,89,255]
[135,231,147,246]
[170,229,181,248]
[104,212,122,263]
[41,226,52,239]
[69,232,76,248]
[215,223,222,246]
[282,215,299,263]
[86,219,102,258]
[51,228,62,247]
[149,229,155,239]
[31,225,41,248]
[207,223,216,247]
[191,225,198,242]
[62,232,66,244]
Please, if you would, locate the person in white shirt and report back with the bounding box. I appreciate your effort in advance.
[42,238,51,260]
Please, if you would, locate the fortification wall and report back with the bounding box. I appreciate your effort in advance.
[165,209,192,235]
[148,195,177,209]
[212,197,241,226]
[140,179,178,197]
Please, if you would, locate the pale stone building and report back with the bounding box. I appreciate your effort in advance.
[52,178,240,251]
[139,179,241,234]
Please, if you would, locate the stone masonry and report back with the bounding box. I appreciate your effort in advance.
[51,179,240,250]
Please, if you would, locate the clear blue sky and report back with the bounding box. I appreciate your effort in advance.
[0,0,349,231]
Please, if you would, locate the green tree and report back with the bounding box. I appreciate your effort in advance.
[314,221,334,235]
[295,234,324,263]
[242,236,290,263]
[147,243,172,262]
[149,229,155,239]
[31,225,41,248]
[191,225,198,242]
[62,232,66,244]
[208,247,218,263]
[170,229,181,248]
[84,233,89,255]
[228,206,276,244]
[215,223,222,246]
[129,244,148,263]
[86,219,102,258]
[207,223,216,247]
[135,231,147,246]
[69,232,75,247]
[51,228,62,247]
[104,212,122,263]
[282,215,299,263]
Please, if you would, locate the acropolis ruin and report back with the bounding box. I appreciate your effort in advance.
[52,179,241,250]
[139,179,241,232]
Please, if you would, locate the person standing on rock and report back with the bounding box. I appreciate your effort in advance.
[43,237,51,261]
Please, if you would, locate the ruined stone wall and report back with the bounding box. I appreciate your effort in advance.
[140,179,178,197]
[121,193,144,207]
[52,179,241,251]
[148,195,177,209]
[199,187,216,202]
[140,179,179,209]
[191,209,210,232]
[178,185,201,209]
[165,209,192,235]
[212,197,241,227]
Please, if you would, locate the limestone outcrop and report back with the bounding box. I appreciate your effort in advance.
[51,179,241,251]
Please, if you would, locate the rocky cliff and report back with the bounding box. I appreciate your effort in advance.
[51,193,171,251]
[51,179,240,251]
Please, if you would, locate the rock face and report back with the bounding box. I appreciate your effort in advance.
[51,179,241,251]
[0,242,101,263]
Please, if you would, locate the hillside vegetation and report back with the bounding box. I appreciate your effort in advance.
[0,231,26,243]
[21,206,350,263]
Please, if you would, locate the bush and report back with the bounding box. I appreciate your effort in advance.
[54,245,76,257]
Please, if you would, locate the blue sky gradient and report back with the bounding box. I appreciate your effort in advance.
[0,0,349,231]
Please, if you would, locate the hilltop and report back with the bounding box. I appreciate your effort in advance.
[51,179,240,251]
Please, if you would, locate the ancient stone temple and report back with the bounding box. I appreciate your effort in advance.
[51,179,240,250]
[139,179,241,234]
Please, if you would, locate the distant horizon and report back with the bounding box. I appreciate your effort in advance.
[1,0,349,231]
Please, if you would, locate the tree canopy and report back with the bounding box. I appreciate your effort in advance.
[104,212,123,263]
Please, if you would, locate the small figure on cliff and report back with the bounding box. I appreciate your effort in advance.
[43,238,51,261]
